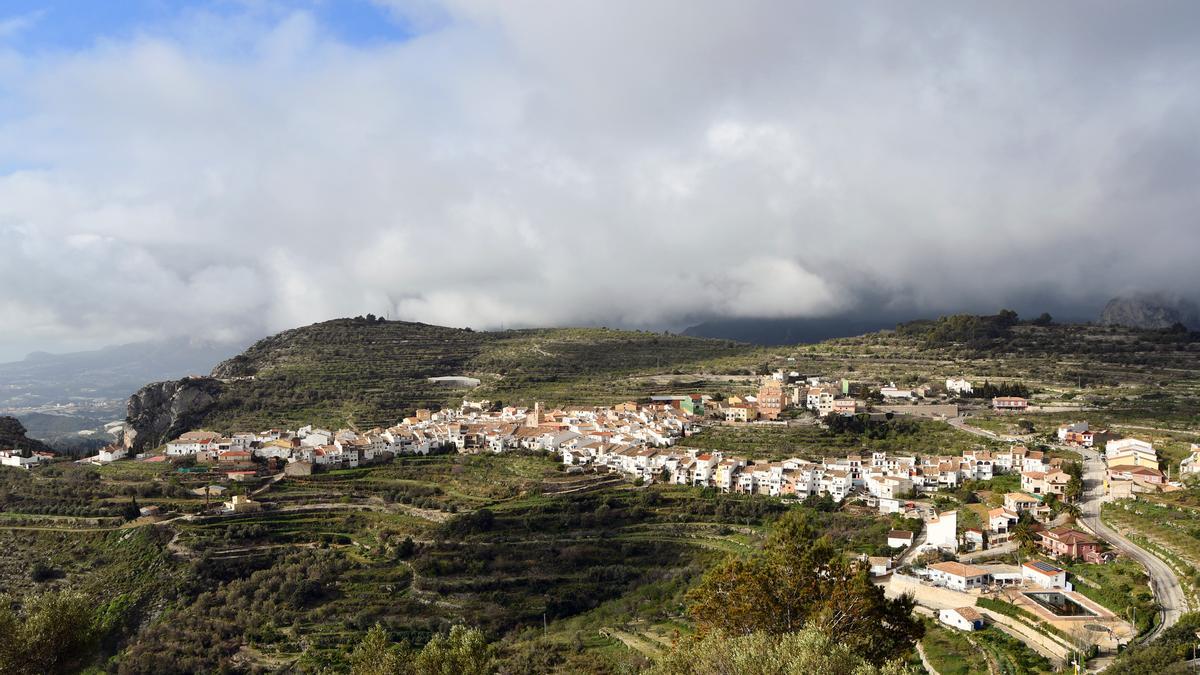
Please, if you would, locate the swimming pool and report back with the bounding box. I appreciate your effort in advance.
[1024,592,1096,617]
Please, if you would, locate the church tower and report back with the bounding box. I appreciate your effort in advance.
[526,402,541,428]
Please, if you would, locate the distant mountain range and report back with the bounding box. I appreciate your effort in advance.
[0,337,247,452]
[0,337,247,410]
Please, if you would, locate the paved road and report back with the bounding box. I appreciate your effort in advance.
[896,527,927,565]
[1077,447,1186,640]
[948,416,1001,440]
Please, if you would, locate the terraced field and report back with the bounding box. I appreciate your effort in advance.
[683,418,1003,459]
[922,621,1055,675]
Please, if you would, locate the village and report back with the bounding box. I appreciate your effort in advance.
[46,370,1191,663]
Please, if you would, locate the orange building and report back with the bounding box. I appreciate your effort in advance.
[757,379,785,420]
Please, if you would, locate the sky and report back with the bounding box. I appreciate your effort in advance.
[1,1,1199,361]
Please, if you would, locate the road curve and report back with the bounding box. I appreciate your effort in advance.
[1078,448,1186,640]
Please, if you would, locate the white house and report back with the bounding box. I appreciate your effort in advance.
[1021,561,1069,590]
[0,451,40,469]
[868,556,892,577]
[165,431,220,456]
[887,530,914,549]
[1106,438,1154,461]
[924,511,958,553]
[988,507,1019,535]
[939,607,984,631]
[878,497,902,514]
[97,445,127,463]
[946,378,974,395]
[805,386,836,411]
[927,561,989,591]
[880,383,914,399]
[1004,492,1047,519]
[819,470,852,502]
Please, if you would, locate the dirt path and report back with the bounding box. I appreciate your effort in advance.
[542,476,626,495]
[602,628,663,659]
[250,472,287,497]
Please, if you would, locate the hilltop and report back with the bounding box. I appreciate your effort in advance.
[127,318,752,449]
[125,312,1200,451]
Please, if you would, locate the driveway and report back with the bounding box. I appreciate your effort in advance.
[1077,447,1186,640]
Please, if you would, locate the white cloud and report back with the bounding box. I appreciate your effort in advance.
[0,11,42,41]
[1,2,1199,359]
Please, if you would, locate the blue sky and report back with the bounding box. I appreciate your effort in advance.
[0,0,418,51]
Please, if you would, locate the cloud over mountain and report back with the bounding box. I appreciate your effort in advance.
[1,1,1198,359]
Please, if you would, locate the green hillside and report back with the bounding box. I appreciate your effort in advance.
[189,318,752,433]
[133,314,1200,442]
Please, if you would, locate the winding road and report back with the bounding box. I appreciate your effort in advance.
[941,417,1186,644]
[1077,447,1186,640]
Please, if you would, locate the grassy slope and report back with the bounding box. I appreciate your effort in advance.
[179,316,1200,436]
[198,320,752,432]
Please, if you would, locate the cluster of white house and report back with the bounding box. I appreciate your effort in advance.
[587,442,1058,508]
[150,399,696,472]
[1057,421,1185,497]
[0,449,54,469]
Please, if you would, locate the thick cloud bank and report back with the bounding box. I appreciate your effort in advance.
[1,1,1198,359]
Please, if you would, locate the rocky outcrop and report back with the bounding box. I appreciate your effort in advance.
[0,416,53,454]
[1100,294,1199,330]
[125,377,223,451]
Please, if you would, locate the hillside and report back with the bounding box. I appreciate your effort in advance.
[126,313,1200,451]
[128,318,752,448]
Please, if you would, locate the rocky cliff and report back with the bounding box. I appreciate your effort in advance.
[125,377,223,451]
[0,416,54,454]
[1100,294,1199,330]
